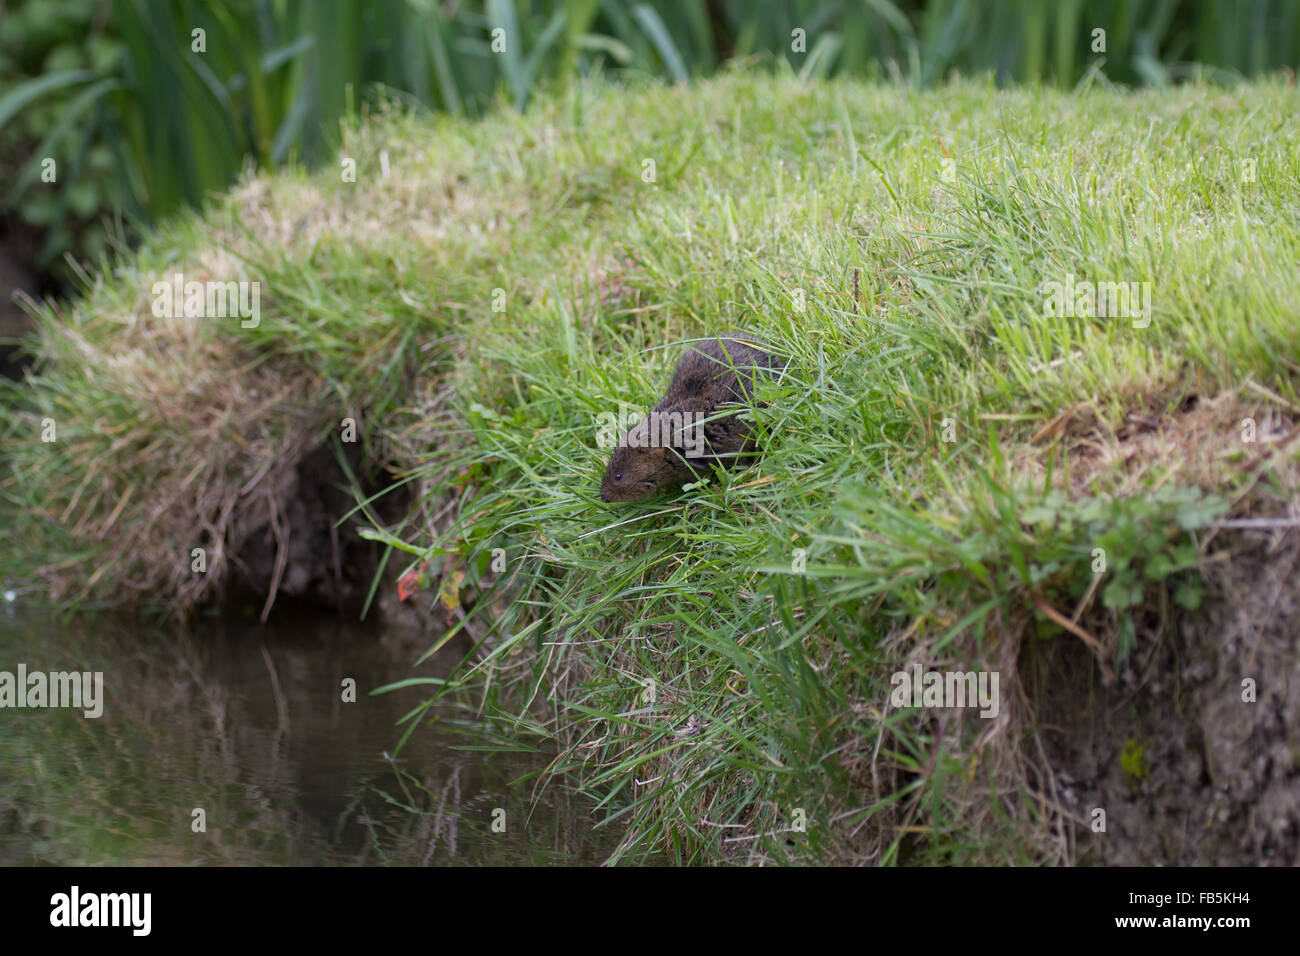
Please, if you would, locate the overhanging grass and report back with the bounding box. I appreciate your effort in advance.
[3,72,1299,862]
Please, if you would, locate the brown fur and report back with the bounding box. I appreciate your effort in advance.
[600,333,784,502]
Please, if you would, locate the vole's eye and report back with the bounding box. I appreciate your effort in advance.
[614,472,623,481]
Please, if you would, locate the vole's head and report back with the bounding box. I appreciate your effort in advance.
[600,417,693,503]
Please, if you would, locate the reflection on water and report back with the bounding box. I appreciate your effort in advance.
[0,606,620,865]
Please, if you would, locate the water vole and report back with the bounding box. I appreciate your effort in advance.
[600,333,785,502]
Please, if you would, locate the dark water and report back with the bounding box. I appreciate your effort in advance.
[0,605,620,865]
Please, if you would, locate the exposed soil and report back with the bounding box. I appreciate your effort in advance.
[223,442,410,621]
[1031,514,1299,866]
[0,220,45,380]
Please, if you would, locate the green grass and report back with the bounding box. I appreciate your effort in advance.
[4,71,1299,863]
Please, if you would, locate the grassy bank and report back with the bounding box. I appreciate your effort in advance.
[4,72,1299,864]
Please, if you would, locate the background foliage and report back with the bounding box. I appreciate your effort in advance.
[2,0,1298,273]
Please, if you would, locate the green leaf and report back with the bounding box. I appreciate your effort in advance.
[863,0,915,38]
[15,78,123,193]
[356,527,425,555]
[1103,575,1142,609]
[1021,504,1056,525]
[632,4,689,83]
[518,7,569,109]
[573,33,634,65]
[1174,582,1205,610]
[488,0,525,104]
[0,69,97,130]
[1175,494,1228,530]
[1144,553,1173,580]
[261,35,315,74]
[800,32,843,82]
[369,677,448,694]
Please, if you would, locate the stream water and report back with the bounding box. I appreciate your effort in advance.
[0,605,620,865]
